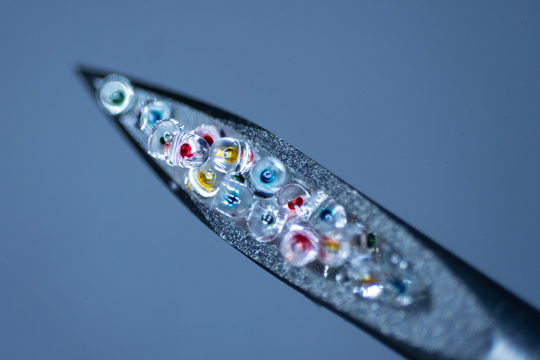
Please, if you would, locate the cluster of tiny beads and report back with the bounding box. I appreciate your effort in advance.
[96,74,427,307]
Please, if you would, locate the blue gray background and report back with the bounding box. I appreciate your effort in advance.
[1,1,539,359]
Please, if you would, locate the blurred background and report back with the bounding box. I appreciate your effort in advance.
[1,1,539,359]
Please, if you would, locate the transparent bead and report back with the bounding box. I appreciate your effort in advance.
[379,248,427,306]
[302,190,329,220]
[165,131,210,168]
[249,157,287,195]
[186,162,225,198]
[210,137,254,175]
[276,184,328,222]
[348,251,387,287]
[212,179,254,219]
[378,271,425,306]
[318,229,352,267]
[247,200,288,242]
[97,75,135,115]
[147,120,182,160]
[276,183,310,219]
[311,199,347,231]
[280,223,319,267]
[139,101,171,134]
[191,124,221,147]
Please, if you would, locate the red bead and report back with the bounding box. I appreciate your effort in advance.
[287,197,304,210]
[291,234,311,253]
[202,135,214,147]
[180,143,193,158]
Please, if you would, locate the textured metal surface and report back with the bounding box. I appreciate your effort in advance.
[78,66,540,360]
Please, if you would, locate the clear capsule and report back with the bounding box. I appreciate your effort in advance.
[186,162,224,198]
[280,223,319,267]
[139,101,171,134]
[311,199,347,231]
[165,131,210,168]
[247,200,288,242]
[147,120,182,160]
[212,179,254,219]
[318,229,352,267]
[210,137,254,175]
[191,124,221,147]
[97,75,135,115]
[249,157,287,195]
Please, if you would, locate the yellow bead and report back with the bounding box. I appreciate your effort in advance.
[362,274,377,285]
[326,241,340,252]
[222,147,238,163]
[198,169,216,187]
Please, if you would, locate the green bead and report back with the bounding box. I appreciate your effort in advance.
[232,175,245,183]
[367,233,376,248]
[109,90,125,105]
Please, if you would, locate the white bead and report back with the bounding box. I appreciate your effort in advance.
[97,75,135,115]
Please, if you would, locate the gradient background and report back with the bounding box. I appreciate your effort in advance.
[1,1,539,359]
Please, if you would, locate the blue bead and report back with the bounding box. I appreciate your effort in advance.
[392,279,407,294]
[260,213,274,225]
[247,199,288,242]
[249,157,287,194]
[139,101,171,134]
[212,179,254,219]
[260,169,275,184]
[150,110,161,121]
[224,192,240,207]
[320,209,333,222]
[310,200,347,231]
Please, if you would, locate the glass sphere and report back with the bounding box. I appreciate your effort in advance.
[347,251,386,286]
[311,199,347,231]
[318,229,352,267]
[97,75,135,115]
[147,120,182,160]
[249,157,287,195]
[280,224,319,267]
[212,179,254,219]
[276,183,309,209]
[247,200,288,242]
[373,247,427,306]
[139,100,171,134]
[191,124,221,147]
[276,183,321,221]
[186,162,224,198]
[165,131,210,168]
[210,137,253,175]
